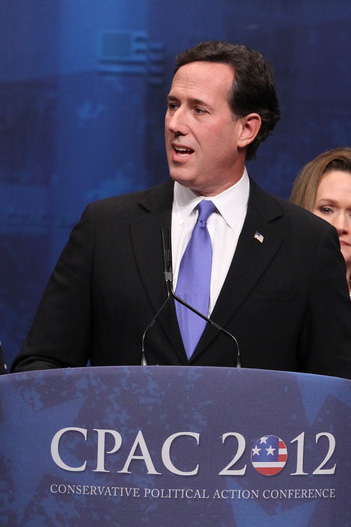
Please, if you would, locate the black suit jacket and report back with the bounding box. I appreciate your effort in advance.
[11,178,351,378]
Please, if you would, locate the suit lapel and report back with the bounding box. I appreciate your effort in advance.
[130,180,187,362]
[190,179,286,362]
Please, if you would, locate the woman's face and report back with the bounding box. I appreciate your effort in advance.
[312,170,351,275]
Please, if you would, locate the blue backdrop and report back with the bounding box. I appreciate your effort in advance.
[1,0,351,367]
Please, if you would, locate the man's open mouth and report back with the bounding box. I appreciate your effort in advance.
[173,145,194,156]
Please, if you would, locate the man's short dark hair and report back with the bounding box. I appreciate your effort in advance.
[176,41,281,160]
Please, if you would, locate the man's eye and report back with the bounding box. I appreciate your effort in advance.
[168,102,178,110]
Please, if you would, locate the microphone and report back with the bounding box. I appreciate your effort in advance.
[141,229,242,367]
[140,230,173,365]
[163,228,241,368]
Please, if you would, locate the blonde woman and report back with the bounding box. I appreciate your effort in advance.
[291,147,351,293]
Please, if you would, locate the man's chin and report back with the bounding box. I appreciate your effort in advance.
[170,175,207,196]
[170,173,192,187]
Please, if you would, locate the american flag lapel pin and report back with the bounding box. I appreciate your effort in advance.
[254,231,264,243]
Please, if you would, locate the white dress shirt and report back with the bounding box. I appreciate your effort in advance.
[171,169,250,314]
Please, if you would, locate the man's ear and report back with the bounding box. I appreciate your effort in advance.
[237,113,261,148]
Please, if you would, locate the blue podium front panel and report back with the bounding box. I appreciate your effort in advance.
[1,366,350,526]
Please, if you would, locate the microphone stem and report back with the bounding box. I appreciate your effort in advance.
[166,279,241,368]
[142,228,241,368]
[141,292,171,365]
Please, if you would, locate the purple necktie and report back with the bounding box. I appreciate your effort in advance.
[175,200,216,359]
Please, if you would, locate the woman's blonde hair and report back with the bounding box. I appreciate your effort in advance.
[290,147,351,211]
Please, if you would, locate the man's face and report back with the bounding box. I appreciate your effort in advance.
[165,61,245,196]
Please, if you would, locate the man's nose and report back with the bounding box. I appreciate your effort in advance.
[167,108,188,135]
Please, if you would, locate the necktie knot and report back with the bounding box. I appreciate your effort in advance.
[197,200,216,226]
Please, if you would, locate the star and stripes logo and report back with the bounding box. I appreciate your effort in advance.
[251,435,288,476]
[254,231,264,243]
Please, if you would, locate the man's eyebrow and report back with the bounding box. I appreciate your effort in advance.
[167,95,208,106]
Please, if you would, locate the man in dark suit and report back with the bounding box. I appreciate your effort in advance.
[11,41,351,378]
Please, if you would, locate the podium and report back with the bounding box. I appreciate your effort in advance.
[1,366,350,526]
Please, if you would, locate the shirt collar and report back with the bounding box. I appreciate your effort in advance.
[173,168,250,228]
